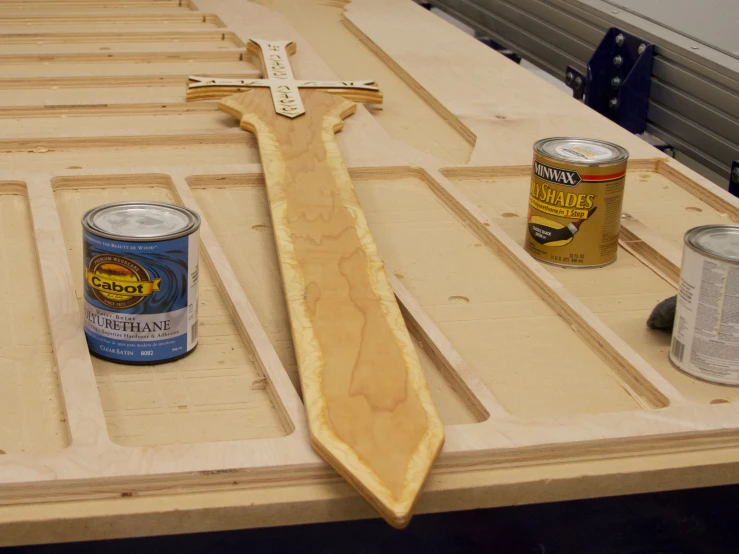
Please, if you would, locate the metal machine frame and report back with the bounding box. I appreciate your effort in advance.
[425,0,739,183]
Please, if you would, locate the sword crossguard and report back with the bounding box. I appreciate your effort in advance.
[186,39,382,115]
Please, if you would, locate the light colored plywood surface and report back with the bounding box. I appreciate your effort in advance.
[0,3,192,13]
[190,178,479,426]
[3,0,739,545]
[0,51,244,65]
[216,88,444,527]
[0,33,243,55]
[0,84,204,107]
[0,14,223,33]
[621,170,739,250]
[0,142,259,172]
[343,0,667,166]
[0,74,250,108]
[0,57,254,79]
[355,174,644,417]
[251,0,472,165]
[8,436,739,547]
[450,168,739,405]
[54,183,287,446]
[0,112,240,139]
[0,188,69,455]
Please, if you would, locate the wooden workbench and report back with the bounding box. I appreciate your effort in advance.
[1,0,739,546]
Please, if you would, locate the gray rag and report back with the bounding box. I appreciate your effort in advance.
[647,295,677,332]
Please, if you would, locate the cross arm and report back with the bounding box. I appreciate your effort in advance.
[186,76,383,104]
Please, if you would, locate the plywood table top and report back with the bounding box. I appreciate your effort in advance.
[1,0,738,546]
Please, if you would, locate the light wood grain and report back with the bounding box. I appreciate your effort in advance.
[0,31,243,51]
[0,184,68,454]
[219,89,444,527]
[214,0,473,164]
[187,174,480,426]
[388,273,502,420]
[352,170,646,417]
[5,0,739,545]
[423,166,686,409]
[53,181,289,445]
[169,174,307,434]
[444,166,739,405]
[620,216,681,287]
[0,1,191,12]
[2,163,739,541]
[0,14,223,28]
[24,175,109,449]
[343,0,666,166]
[0,56,254,79]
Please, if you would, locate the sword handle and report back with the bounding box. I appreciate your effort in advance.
[218,89,444,528]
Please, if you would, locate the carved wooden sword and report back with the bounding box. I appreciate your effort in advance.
[187,39,443,528]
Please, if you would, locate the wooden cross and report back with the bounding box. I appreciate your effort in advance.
[187,39,444,528]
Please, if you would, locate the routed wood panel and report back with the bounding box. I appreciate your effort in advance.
[2,0,739,543]
[452,168,739,405]
[253,0,472,165]
[0,141,259,172]
[0,58,254,79]
[0,112,240,139]
[53,182,287,446]
[0,14,224,33]
[0,188,69,454]
[622,171,739,250]
[354,175,645,417]
[0,1,189,12]
[0,33,243,55]
[190,178,480,426]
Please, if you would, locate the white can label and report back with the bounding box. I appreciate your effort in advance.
[670,245,739,384]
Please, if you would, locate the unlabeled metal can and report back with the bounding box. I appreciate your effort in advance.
[82,202,201,364]
[670,225,739,385]
[525,137,629,267]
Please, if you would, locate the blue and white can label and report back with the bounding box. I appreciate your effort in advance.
[82,202,200,364]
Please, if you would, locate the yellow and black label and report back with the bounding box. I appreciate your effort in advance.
[529,181,595,219]
[86,254,159,309]
[525,151,626,267]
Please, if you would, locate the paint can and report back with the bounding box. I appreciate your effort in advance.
[525,137,629,267]
[670,224,739,385]
[82,201,201,364]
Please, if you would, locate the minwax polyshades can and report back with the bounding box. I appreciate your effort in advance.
[82,202,201,364]
[670,225,739,385]
[525,137,629,267]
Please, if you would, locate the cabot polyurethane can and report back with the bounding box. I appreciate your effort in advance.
[670,225,739,385]
[525,137,629,267]
[82,202,201,364]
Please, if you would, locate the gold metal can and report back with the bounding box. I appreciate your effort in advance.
[525,137,629,268]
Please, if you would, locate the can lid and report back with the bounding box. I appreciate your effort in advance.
[686,225,739,262]
[83,202,200,241]
[535,137,629,165]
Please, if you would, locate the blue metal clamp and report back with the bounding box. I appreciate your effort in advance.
[730,160,739,197]
[567,28,654,135]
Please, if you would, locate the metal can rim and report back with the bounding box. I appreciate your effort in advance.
[684,224,739,264]
[534,137,629,166]
[82,201,201,242]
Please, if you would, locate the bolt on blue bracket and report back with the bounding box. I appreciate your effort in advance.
[730,160,739,197]
[566,28,654,135]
